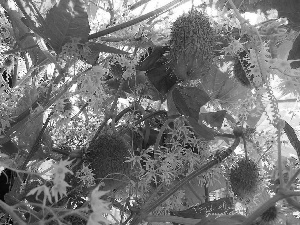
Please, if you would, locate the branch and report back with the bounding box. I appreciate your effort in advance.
[242,189,300,225]
[130,138,240,225]
[0,200,26,225]
[286,168,300,188]
[88,0,188,40]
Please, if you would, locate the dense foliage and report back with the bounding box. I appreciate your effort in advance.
[0,0,300,224]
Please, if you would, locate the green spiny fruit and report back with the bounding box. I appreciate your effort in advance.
[261,205,278,222]
[84,132,131,190]
[233,56,251,87]
[169,8,215,80]
[229,158,260,198]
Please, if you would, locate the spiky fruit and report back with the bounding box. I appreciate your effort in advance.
[261,205,278,222]
[229,158,260,198]
[84,132,131,190]
[169,9,215,80]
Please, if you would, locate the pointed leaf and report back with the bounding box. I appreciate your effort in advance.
[172,85,210,121]
[199,110,227,129]
[39,0,90,53]
[186,117,214,140]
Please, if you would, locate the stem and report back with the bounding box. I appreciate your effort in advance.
[277,125,284,188]
[0,200,26,225]
[130,138,240,225]
[242,135,248,160]
[146,215,201,225]
[242,194,283,225]
[88,0,188,40]
[286,168,300,188]
[129,0,153,10]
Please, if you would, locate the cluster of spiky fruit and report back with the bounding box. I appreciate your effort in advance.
[169,8,215,80]
[83,132,131,190]
[228,158,261,199]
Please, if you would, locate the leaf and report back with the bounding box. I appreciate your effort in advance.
[137,46,170,71]
[84,42,129,65]
[186,117,215,140]
[167,88,180,117]
[199,65,249,108]
[171,197,233,219]
[284,121,300,158]
[199,110,227,129]
[145,56,178,97]
[39,0,90,53]
[172,85,210,120]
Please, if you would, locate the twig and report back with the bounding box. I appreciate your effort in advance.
[277,123,284,188]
